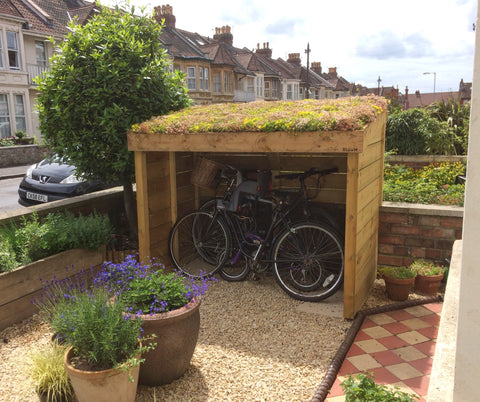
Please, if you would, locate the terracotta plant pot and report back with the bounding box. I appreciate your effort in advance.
[415,273,444,295]
[137,296,201,386]
[383,276,415,301]
[64,347,139,402]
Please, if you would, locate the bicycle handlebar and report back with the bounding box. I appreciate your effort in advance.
[274,167,338,181]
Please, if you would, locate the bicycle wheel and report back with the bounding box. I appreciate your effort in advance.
[220,247,251,281]
[271,222,344,301]
[169,211,230,278]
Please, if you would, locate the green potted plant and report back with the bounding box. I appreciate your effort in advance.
[341,372,419,401]
[410,259,446,295]
[29,341,75,402]
[95,255,214,386]
[378,266,417,301]
[48,287,147,402]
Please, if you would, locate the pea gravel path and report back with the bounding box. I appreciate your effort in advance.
[0,276,405,402]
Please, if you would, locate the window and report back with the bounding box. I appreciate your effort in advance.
[174,64,181,71]
[14,95,26,132]
[286,84,293,100]
[187,67,196,90]
[204,68,209,91]
[0,36,4,68]
[6,31,20,70]
[256,76,263,97]
[271,81,278,99]
[213,73,221,92]
[264,81,270,98]
[247,77,254,93]
[224,72,233,93]
[35,41,47,67]
[199,67,203,90]
[0,94,10,137]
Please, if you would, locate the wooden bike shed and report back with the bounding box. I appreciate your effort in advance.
[127,98,387,318]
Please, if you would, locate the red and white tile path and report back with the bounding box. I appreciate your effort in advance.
[325,302,442,402]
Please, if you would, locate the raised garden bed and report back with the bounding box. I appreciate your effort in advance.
[0,248,105,331]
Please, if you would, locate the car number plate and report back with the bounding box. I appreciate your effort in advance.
[26,192,48,202]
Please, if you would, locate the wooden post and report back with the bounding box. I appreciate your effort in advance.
[135,151,151,262]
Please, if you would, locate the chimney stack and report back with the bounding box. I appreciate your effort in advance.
[154,4,176,29]
[287,53,301,67]
[256,42,272,58]
[328,67,337,77]
[405,86,409,109]
[213,26,233,46]
[311,61,322,75]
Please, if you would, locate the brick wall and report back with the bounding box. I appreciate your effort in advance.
[0,145,48,167]
[378,202,463,267]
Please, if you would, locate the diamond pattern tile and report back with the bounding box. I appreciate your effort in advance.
[325,302,442,402]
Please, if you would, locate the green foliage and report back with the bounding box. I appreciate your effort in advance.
[35,4,191,185]
[410,259,446,276]
[50,287,144,371]
[0,137,16,147]
[341,372,419,401]
[427,99,470,155]
[383,162,466,206]
[386,100,470,156]
[120,271,191,314]
[379,266,417,279]
[0,211,111,272]
[29,342,75,401]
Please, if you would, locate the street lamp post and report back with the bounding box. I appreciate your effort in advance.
[423,72,436,101]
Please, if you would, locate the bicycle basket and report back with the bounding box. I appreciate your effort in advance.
[190,158,225,190]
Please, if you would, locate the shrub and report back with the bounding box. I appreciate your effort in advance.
[383,162,466,206]
[341,372,419,401]
[0,211,112,272]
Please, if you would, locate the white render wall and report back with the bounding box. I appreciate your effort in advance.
[453,1,480,400]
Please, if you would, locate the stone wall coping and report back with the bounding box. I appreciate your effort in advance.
[388,155,466,163]
[381,201,464,218]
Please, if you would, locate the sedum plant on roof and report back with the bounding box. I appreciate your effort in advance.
[131,95,388,135]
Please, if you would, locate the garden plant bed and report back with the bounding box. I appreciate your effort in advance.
[0,275,438,401]
[0,248,105,331]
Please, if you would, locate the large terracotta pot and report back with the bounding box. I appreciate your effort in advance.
[383,276,415,301]
[64,347,139,402]
[137,296,201,386]
[415,273,444,295]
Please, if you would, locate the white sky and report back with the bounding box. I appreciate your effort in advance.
[107,0,477,94]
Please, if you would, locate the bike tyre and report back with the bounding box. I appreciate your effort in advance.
[271,221,344,301]
[168,211,230,278]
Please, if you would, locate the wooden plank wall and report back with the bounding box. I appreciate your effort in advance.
[344,114,387,318]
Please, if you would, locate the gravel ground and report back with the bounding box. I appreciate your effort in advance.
[0,275,433,402]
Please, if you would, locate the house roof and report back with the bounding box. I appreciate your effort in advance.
[160,26,211,60]
[407,91,459,108]
[2,0,97,37]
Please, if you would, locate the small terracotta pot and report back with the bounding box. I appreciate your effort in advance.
[64,347,139,402]
[415,273,444,295]
[383,276,415,301]
[136,296,201,386]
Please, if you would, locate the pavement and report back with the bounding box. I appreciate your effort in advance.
[0,164,29,180]
[325,302,442,401]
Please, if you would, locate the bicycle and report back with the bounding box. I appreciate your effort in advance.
[168,166,345,301]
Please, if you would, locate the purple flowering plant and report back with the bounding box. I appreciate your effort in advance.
[95,255,215,316]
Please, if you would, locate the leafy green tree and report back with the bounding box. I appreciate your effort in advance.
[36,4,191,237]
[386,108,454,155]
[427,99,470,154]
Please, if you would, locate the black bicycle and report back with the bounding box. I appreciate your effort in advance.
[168,166,344,301]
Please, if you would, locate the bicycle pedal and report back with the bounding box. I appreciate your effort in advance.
[248,272,260,281]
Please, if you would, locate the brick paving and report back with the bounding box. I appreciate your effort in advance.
[325,302,442,401]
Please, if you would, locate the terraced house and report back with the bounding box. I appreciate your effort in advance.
[0,0,98,141]
[154,4,357,105]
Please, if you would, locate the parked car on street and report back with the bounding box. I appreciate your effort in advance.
[18,155,110,206]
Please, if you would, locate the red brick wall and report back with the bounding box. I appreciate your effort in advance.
[378,202,463,267]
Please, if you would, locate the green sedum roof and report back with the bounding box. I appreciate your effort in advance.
[131,95,388,135]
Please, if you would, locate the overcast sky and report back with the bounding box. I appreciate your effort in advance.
[109,0,477,94]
